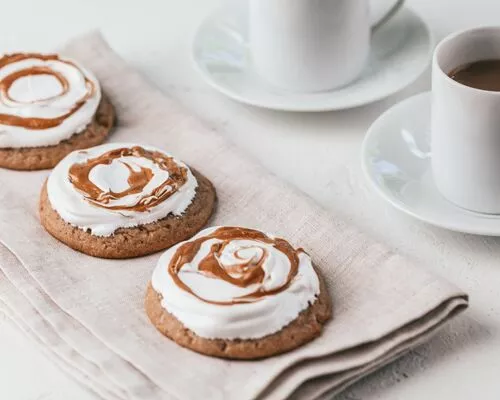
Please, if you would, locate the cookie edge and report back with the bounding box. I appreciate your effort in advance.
[39,169,217,258]
[145,269,332,360]
[0,95,115,171]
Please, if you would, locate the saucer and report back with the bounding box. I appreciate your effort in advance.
[362,92,500,236]
[192,1,433,112]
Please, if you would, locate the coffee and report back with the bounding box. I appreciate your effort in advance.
[449,59,500,91]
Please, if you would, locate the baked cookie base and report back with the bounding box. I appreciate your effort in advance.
[39,169,216,259]
[0,95,115,171]
[145,273,332,360]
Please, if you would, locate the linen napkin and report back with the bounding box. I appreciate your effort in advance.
[0,31,468,400]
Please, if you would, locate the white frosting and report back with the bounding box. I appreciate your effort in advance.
[47,143,198,236]
[151,227,321,340]
[0,55,101,148]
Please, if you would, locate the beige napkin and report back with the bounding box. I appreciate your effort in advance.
[0,31,468,400]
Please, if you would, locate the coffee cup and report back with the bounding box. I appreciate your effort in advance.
[249,0,405,93]
[431,27,500,214]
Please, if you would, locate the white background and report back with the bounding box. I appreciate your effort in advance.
[1,0,500,399]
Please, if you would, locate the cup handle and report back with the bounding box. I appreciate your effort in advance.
[371,0,405,32]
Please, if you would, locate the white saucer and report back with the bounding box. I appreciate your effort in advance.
[362,92,500,236]
[192,1,433,112]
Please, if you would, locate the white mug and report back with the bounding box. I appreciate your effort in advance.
[249,0,405,93]
[431,27,500,214]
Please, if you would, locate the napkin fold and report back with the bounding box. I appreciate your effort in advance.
[0,32,468,400]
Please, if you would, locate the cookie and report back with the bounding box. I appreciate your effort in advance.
[146,226,332,359]
[0,97,114,170]
[39,143,216,258]
[0,53,114,170]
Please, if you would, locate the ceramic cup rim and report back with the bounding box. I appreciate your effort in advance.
[433,25,500,96]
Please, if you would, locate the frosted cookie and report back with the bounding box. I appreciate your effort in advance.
[146,226,332,359]
[0,53,114,170]
[39,143,216,258]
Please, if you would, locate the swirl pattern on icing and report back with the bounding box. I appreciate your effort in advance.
[68,146,189,212]
[47,143,198,236]
[152,226,320,339]
[0,53,101,148]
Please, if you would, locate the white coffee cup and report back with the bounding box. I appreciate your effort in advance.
[432,27,500,214]
[249,0,405,93]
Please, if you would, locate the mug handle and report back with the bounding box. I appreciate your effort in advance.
[371,0,405,32]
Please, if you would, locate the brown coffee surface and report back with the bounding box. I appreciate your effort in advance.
[449,59,500,91]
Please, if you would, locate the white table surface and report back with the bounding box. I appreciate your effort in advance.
[1,0,500,399]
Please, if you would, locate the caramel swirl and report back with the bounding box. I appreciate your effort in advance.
[68,146,188,212]
[0,53,95,129]
[168,227,302,305]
